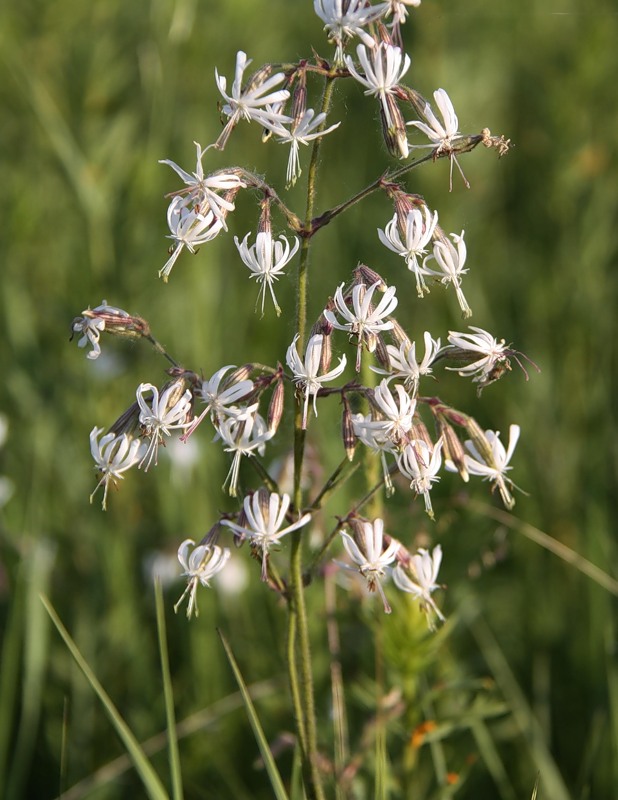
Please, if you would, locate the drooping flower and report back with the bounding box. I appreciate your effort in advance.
[182,365,255,440]
[352,412,398,495]
[324,281,398,371]
[377,205,438,297]
[423,231,472,318]
[370,379,415,445]
[407,88,469,190]
[397,438,443,518]
[446,327,510,381]
[263,109,340,187]
[136,382,193,471]
[339,518,400,613]
[314,0,390,62]
[346,41,410,114]
[160,143,246,227]
[221,490,311,580]
[372,332,441,395]
[159,196,225,281]
[455,424,520,509]
[234,230,300,315]
[214,51,291,149]
[393,545,445,629]
[286,333,347,429]
[89,427,145,509]
[215,404,274,497]
[174,539,231,619]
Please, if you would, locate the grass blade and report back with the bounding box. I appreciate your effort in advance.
[40,594,169,800]
[154,579,184,800]
[218,628,290,800]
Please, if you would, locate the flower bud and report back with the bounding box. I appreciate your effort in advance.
[439,420,469,482]
[267,377,285,434]
[341,396,356,461]
[380,93,409,160]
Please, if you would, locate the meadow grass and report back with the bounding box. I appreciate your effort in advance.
[0,0,617,797]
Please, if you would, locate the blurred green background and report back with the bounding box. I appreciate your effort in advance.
[1,0,617,797]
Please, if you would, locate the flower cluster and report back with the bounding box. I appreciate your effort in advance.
[73,2,529,643]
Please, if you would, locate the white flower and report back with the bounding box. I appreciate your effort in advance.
[136,382,193,471]
[373,332,441,395]
[377,206,438,297]
[393,545,445,629]
[423,231,472,318]
[159,142,246,227]
[388,0,421,26]
[221,490,311,580]
[324,281,398,372]
[339,518,400,613]
[263,109,340,186]
[446,327,510,381]
[216,404,274,497]
[89,427,145,510]
[370,379,415,444]
[159,196,225,281]
[397,438,443,518]
[458,424,520,509]
[314,0,390,61]
[407,88,468,190]
[182,366,254,440]
[345,42,410,127]
[286,334,347,429]
[214,51,291,149]
[174,539,231,619]
[352,412,397,495]
[73,315,105,360]
[234,230,300,315]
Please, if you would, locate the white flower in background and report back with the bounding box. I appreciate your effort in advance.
[339,518,400,613]
[216,404,274,497]
[377,205,438,297]
[388,0,421,25]
[407,88,468,190]
[286,334,347,429]
[423,231,472,318]
[159,196,225,281]
[159,142,245,226]
[345,42,411,128]
[263,109,341,186]
[446,327,510,382]
[373,332,441,395]
[324,281,398,371]
[397,438,443,518]
[370,379,415,444]
[456,424,520,509]
[174,539,231,619]
[234,230,300,315]
[89,427,145,510]
[214,51,291,148]
[136,382,192,471]
[393,545,445,628]
[221,490,311,580]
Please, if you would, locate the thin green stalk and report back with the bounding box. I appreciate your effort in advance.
[287,73,338,800]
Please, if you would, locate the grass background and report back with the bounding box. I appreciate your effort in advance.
[1,0,617,797]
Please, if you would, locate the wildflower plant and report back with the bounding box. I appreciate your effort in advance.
[71,4,535,797]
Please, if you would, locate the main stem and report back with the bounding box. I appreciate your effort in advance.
[287,74,336,800]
